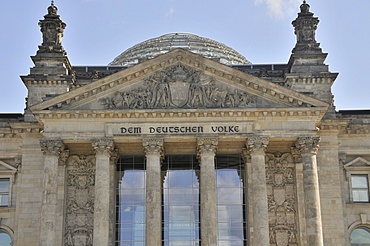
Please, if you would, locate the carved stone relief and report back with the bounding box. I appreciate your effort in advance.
[99,64,257,109]
[266,152,298,246]
[64,155,95,246]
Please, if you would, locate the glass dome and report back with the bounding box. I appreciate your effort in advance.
[109,33,251,66]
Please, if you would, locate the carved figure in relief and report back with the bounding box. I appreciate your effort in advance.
[99,64,260,109]
[188,82,206,107]
[66,228,74,246]
[289,228,297,243]
[152,79,171,108]
[112,92,123,108]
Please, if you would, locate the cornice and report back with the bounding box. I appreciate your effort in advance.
[343,124,370,135]
[32,107,328,123]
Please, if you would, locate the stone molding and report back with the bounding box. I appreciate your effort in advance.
[40,139,65,156]
[91,139,114,156]
[197,137,218,157]
[142,138,164,157]
[35,108,328,121]
[247,136,269,155]
[295,137,320,155]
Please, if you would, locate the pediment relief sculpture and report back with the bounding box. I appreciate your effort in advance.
[98,64,265,110]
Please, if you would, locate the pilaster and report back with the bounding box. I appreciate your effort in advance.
[92,139,114,246]
[247,136,269,246]
[296,136,324,246]
[39,139,66,246]
[197,137,218,245]
[143,138,164,246]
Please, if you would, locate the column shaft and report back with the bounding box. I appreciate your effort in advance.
[247,136,269,246]
[197,138,218,245]
[92,139,114,246]
[39,139,66,246]
[143,138,163,246]
[297,137,324,246]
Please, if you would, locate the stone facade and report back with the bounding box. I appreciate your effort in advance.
[0,1,369,246]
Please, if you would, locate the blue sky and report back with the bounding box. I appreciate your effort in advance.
[0,0,369,112]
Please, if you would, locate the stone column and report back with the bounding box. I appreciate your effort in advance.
[296,136,324,246]
[197,137,218,245]
[143,138,164,246]
[39,139,66,246]
[247,136,269,246]
[92,139,114,246]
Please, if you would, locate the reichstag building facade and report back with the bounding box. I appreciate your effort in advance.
[0,1,369,246]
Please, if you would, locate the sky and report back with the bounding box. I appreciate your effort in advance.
[0,0,369,113]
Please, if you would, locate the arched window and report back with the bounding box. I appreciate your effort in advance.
[351,227,370,246]
[0,231,11,246]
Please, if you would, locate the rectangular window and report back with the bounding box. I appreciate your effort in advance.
[0,178,10,206]
[351,174,369,202]
[115,156,146,246]
[216,155,247,245]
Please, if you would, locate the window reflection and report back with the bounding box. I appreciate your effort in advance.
[352,175,370,202]
[0,231,11,246]
[116,156,146,246]
[351,227,370,246]
[216,155,247,246]
[162,155,200,246]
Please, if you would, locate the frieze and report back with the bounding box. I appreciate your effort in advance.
[99,64,257,109]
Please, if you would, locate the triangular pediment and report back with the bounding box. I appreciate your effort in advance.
[31,49,328,114]
[344,157,370,169]
[0,161,17,173]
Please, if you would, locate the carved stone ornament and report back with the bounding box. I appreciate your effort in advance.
[64,155,96,246]
[99,64,257,110]
[295,136,320,154]
[197,138,218,157]
[142,138,164,157]
[266,152,298,246]
[247,136,269,155]
[38,2,66,54]
[40,139,65,156]
[91,139,114,156]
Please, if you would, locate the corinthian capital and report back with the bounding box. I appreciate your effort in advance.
[296,137,320,155]
[143,138,164,156]
[92,139,114,156]
[40,139,65,156]
[247,136,269,155]
[197,138,218,157]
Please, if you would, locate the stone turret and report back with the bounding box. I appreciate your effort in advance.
[285,1,338,117]
[21,1,74,121]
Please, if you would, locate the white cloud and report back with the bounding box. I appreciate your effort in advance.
[165,7,175,17]
[255,0,301,19]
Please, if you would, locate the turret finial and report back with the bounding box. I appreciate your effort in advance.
[51,0,54,5]
[300,0,310,13]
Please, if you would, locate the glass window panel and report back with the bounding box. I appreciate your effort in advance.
[216,155,247,245]
[116,157,146,246]
[352,175,370,202]
[0,232,11,246]
[0,179,9,193]
[163,155,200,246]
[352,175,369,189]
[351,227,370,246]
[0,195,8,206]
